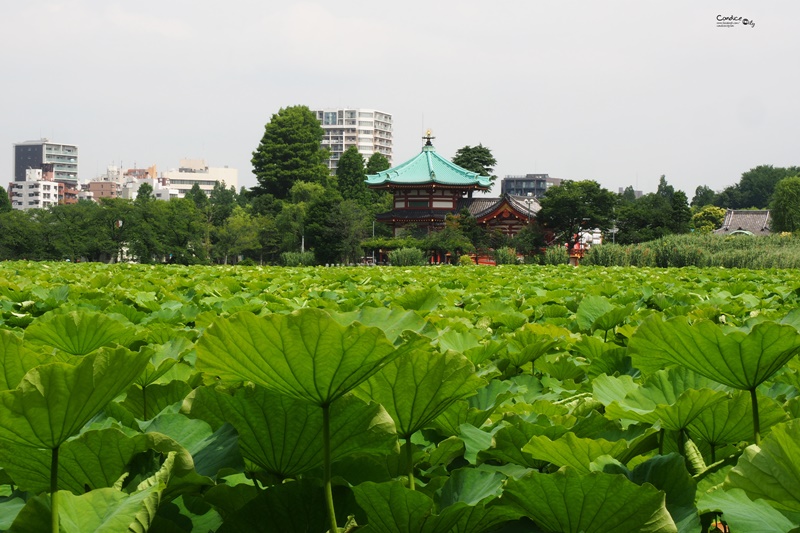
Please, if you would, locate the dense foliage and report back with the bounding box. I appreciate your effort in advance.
[537,180,617,248]
[769,176,800,233]
[0,262,798,532]
[712,165,800,209]
[584,233,800,268]
[615,176,692,244]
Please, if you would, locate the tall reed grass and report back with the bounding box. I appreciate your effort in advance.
[583,233,800,269]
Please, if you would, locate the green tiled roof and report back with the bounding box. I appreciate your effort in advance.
[366,144,492,188]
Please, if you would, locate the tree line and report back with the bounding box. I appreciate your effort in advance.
[1,104,798,264]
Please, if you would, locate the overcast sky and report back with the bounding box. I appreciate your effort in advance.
[3,1,798,196]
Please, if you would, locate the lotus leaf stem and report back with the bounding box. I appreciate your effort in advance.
[405,438,415,491]
[750,388,761,446]
[51,445,59,533]
[322,402,338,533]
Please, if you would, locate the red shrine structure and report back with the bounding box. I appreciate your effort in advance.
[366,131,540,238]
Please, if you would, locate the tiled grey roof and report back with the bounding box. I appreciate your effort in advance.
[456,194,540,219]
[714,210,771,235]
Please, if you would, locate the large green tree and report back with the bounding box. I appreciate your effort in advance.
[251,105,331,199]
[128,192,164,263]
[275,203,306,253]
[336,146,369,206]
[537,180,617,248]
[452,144,497,181]
[159,198,207,264]
[659,177,691,234]
[213,205,259,264]
[737,165,800,209]
[691,185,716,208]
[304,194,345,264]
[186,183,209,211]
[0,210,46,260]
[365,152,391,175]
[47,202,115,262]
[97,198,134,262]
[253,214,281,264]
[615,176,691,244]
[770,176,800,233]
[0,186,12,214]
[714,165,800,208]
[135,182,155,204]
[364,152,393,217]
[209,181,237,227]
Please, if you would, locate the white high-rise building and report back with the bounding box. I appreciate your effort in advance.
[312,108,392,173]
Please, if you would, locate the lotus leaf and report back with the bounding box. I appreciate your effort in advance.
[724,419,800,512]
[0,347,150,449]
[359,348,485,438]
[0,329,43,391]
[0,427,193,494]
[502,467,677,533]
[697,488,798,533]
[9,452,176,533]
[24,310,135,356]
[688,391,788,457]
[196,308,399,405]
[186,385,397,478]
[629,316,800,390]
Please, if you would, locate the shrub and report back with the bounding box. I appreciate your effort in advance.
[459,254,475,266]
[281,251,316,266]
[584,245,629,267]
[237,258,257,266]
[542,246,569,265]
[493,247,518,265]
[388,247,426,266]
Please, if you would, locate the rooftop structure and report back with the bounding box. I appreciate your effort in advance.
[312,108,392,173]
[714,209,772,235]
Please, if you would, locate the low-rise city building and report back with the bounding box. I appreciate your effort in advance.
[8,168,60,210]
[161,159,237,198]
[501,174,561,198]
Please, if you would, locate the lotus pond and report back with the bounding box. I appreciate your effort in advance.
[1,262,799,532]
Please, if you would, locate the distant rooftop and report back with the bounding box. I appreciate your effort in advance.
[14,138,77,146]
[714,209,771,235]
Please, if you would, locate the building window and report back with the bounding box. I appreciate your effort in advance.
[323,112,338,125]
